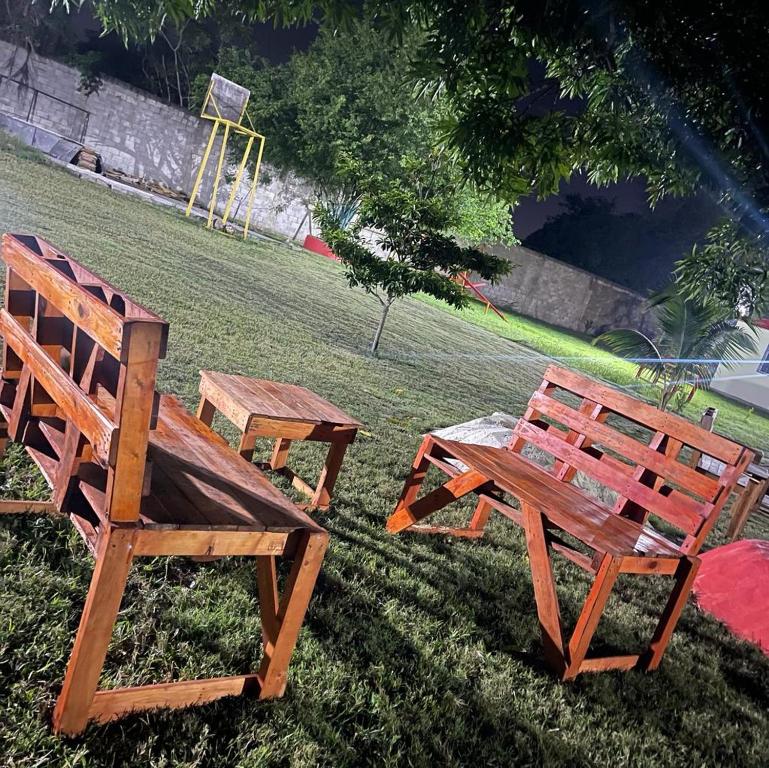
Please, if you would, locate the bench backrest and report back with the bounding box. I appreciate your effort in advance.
[509,365,753,554]
[0,233,168,525]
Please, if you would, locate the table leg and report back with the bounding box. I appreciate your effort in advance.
[270,438,292,470]
[238,432,258,462]
[310,439,350,509]
[197,396,216,427]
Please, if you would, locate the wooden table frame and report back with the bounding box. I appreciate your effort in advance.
[197,371,360,510]
[387,365,753,679]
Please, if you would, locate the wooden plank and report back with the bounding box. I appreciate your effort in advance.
[579,654,640,674]
[522,502,566,676]
[543,365,743,464]
[0,499,57,514]
[0,309,116,465]
[527,390,720,501]
[88,675,262,725]
[408,525,486,539]
[104,322,164,522]
[258,531,328,697]
[53,526,135,736]
[133,529,288,556]
[564,554,623,679]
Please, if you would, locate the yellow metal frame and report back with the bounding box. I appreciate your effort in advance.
[185,87,266,239]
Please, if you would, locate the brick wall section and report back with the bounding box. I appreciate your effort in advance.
[0,40,314,239]
[478,244,654,336]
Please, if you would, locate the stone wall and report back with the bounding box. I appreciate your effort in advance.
[478,244,654,336]
[0,40,313,239]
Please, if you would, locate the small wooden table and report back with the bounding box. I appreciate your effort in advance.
[197,371,362,509]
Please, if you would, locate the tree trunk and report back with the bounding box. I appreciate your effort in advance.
[370,299,393,356]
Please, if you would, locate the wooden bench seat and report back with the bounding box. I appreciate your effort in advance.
[387,364,753,679]
[425,437,682,559]
[0,234,328,734]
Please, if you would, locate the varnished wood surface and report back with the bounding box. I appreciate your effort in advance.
[430,437,681,558]
[200,369,362,429]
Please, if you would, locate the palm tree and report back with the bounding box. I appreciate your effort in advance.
[594,288,758,411]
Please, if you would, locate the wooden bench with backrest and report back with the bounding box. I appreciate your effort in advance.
[0,233,328,735]
[387,364,753,679]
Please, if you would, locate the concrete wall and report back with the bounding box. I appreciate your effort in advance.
[711,322,769,412]
[0,40,313,239]
[478,244,655,336]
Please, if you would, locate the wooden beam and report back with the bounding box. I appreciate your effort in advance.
[88,674,262,724]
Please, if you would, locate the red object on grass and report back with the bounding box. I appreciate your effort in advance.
[693,539,769,655]
[303,234,338,261]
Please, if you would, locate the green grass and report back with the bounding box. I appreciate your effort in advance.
[420,296,769,454]
[0,132,767,767]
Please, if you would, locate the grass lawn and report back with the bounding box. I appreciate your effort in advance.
[0,132,768,767]
[421,296,769,455]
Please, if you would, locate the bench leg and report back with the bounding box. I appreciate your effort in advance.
[387,468,488,534]
[270,437,292,470]
[564,553,622,680]
[469,498,493,533]
[0,410,7,459]
[256,555,280,649]
[522,503,566,676]
[258,531,328,698]
[53,526,135,736]
[196,396,216,427]
[639,556,700,671]
[727,478,765,542]
[238,432,258,462]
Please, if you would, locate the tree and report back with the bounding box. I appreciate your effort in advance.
[524,193,718,292]
[316,153,511,354]
[72,0,769,313]
[594,288,757,411]
[198,20,514,243]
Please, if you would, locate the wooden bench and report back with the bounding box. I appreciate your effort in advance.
[387,365,753,679]
[0,234,328,735]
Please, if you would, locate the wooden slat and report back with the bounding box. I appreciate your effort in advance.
[526,390,720,501]
[0,309,116,465]
[133,529,288,556]
[543,365,743,464]
[514,420,704,534]
[3,235,127,360]
[88,675,262,724]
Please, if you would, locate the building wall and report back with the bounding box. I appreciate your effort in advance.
[711,323,769,412]
[478,244,655,336]
[0,40,314,239]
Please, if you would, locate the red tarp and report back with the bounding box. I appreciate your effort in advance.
[693,539,769,655]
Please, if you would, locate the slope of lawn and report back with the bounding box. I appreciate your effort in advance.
[0,132,767,767]
[420,296,769,455]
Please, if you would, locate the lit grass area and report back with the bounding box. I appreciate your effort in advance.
[0,132,767,766]
[422,295,769,454]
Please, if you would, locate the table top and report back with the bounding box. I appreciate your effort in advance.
[200,370,362,430]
